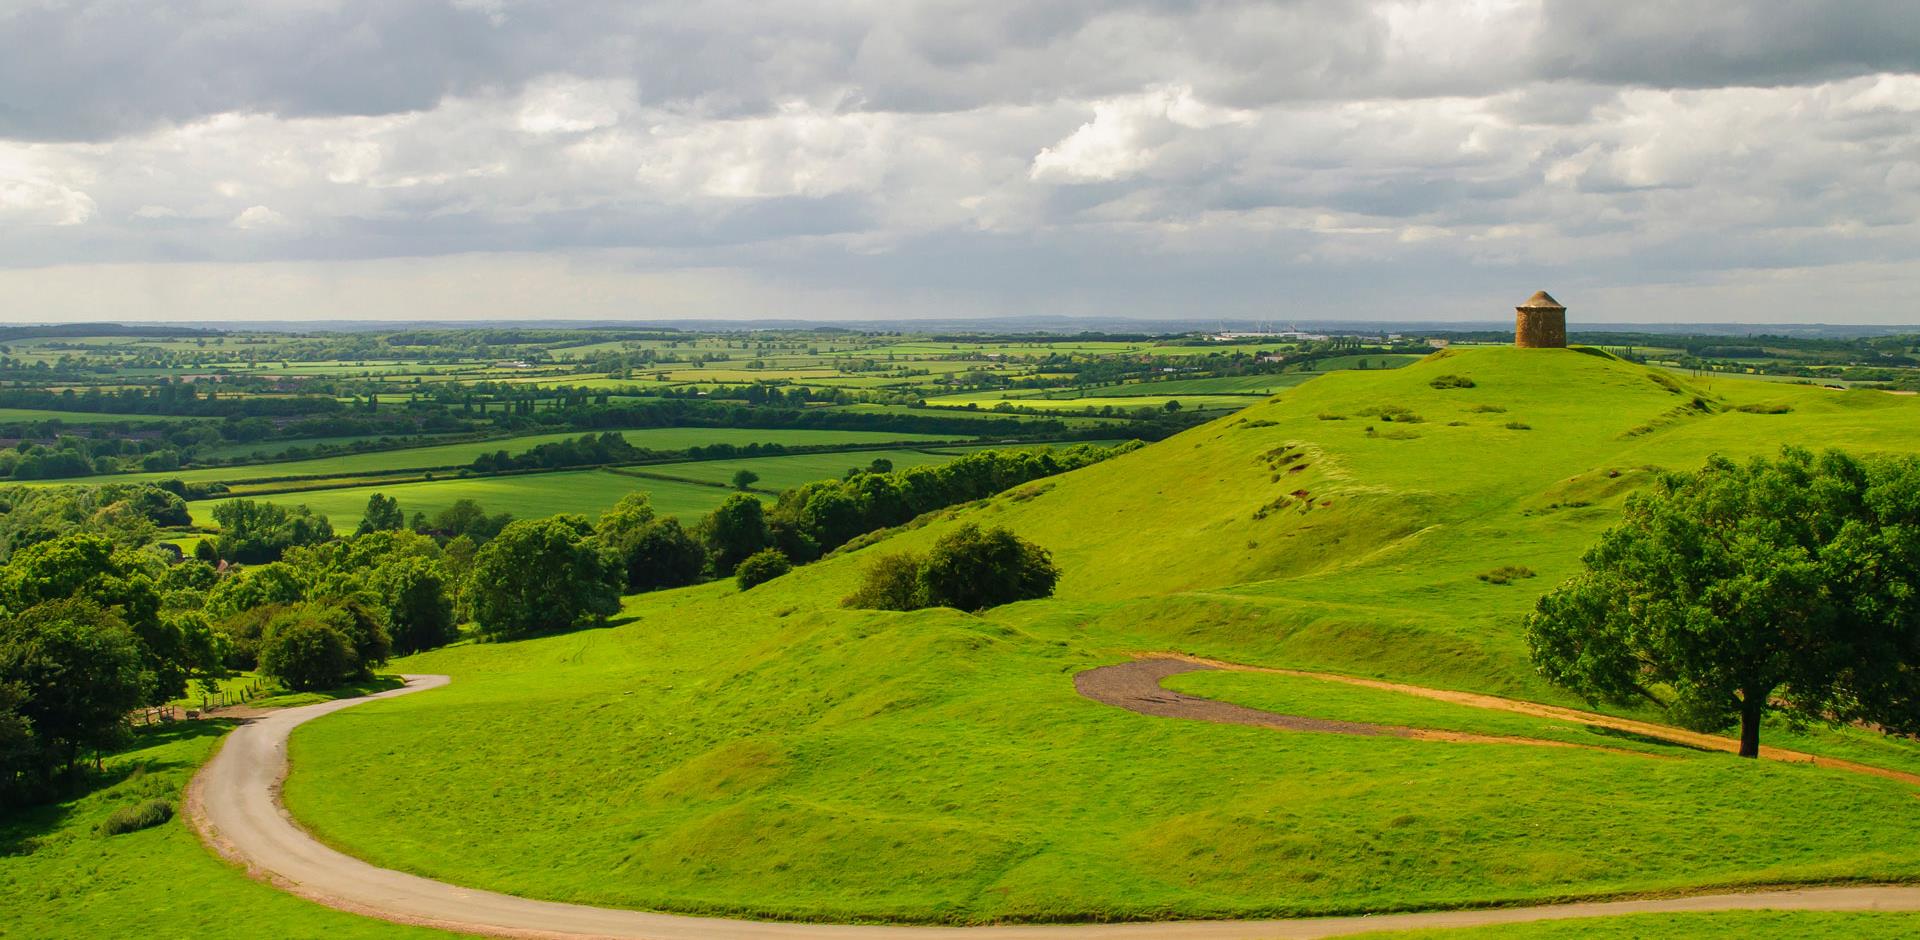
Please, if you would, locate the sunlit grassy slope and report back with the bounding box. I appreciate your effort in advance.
[284,347,1920,924]
[0,722,462,940]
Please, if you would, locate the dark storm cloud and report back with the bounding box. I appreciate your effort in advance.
[1531,1,1920,90]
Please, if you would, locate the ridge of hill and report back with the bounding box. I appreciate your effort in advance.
[273,347,1920,924]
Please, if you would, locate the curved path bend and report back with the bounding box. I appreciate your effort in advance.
[188,672,1920,940]
[1088,655,1920,787]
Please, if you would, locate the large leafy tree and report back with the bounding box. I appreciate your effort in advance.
[1527,447,1920,758]
[0,598,150,777]
[468,516,622,639]
[700,494,771,576]
[0,533,188,703]
[355,493,405,535]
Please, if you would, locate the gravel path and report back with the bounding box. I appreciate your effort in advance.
[184,671,1920,939]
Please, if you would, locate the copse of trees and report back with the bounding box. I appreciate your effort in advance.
[594,494,704,592]
[844,524,1058,612]
[211,499,334,563]
[1527,447,1920,758]
[468,516,623,640]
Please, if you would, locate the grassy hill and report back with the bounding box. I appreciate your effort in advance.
[263,347,1920,923]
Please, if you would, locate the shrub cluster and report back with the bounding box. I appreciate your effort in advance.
[844,524,1059,613]
[100,798,174,836]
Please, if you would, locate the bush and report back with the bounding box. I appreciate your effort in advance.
[1505,421,1532,430]
[843,525,1059,613]
[258,616,357,691]
[919,524,1059,612]
[1429,374,1477,389]
[1477,565,1537,585]
[100,798,173,836]
[734,549,792,590]
[842,552,929,610]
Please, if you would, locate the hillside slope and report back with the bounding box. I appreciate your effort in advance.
[282,347,1920,923]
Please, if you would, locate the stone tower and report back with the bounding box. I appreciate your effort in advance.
[1514,291,1566,348]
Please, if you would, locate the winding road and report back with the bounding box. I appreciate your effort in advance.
[187,667,1920,939]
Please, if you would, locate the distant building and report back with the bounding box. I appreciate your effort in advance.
[1514,291,1567,348]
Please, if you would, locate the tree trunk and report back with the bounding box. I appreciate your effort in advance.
[1738,693,1764,759]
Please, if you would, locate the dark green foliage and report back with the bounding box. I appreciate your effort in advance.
[841,552,928,611]
[700,494,772,576]
[0,533,186,704]
[100,798,174,835]
[0,599,150,784]
[733,549,791,590]
[354,492,404,535]
[469,431,638,472]
[211,499,334,563]
[624,521,704,592]
[919,524,1060,612]
[468,516,623,639]
[258,612,358,692]
[421,498,512,543]
[1527,446,1920,757]
[1429,374,1477,389]
[1477,565,1536,585]
[730,469,760,490]
[372,557,456,654]
[845,524,1059,613]
[205,562,306,620]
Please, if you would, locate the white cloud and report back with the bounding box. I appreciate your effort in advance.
[231,205,289,230]
[1031,85,1255,183]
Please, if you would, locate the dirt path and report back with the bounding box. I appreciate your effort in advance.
[1117,654,1920,787]
[1075,659,1643,754]
[186,671,1920,939]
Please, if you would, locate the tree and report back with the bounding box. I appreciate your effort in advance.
[468,516,623,639]
[842,552,928,611]
[259,613,357,692]
[373,557,456,654]
[428,498,512,543]
[734,549,791,590]
[0,598,150,778]
[355,493,404,535]
[701,494,771,575]
[205,562,306,620]
[730,469,761,491]
[919,523,1060,612]
[211,500,334,563]
[1527,447,1920,758]
[606,514,706,587]
[0,533,181,703]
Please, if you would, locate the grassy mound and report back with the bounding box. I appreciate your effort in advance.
[281,347,1920,923]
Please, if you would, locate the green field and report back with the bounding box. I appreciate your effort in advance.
[70,427,965,487]
[273,347,1920,924]
[0,407,198,425]
[188,467,731,528]
[0,723,458,940]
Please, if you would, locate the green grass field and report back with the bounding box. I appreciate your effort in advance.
[0,407,203,425]
[188,468,731,528]
[0,722,461,940]
[1373,912,1920,938]
[72,427,965,487]
[274,347,1920,925]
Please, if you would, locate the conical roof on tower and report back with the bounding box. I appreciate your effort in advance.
[1518,290,1564,310]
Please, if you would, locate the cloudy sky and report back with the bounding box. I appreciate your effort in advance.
[1,0,1917,325]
